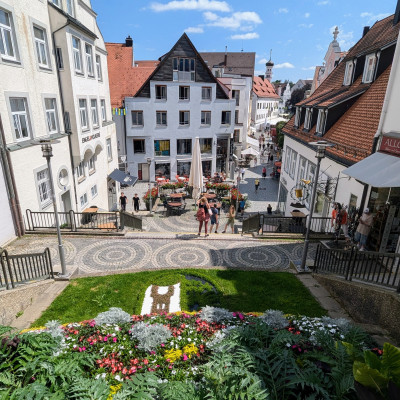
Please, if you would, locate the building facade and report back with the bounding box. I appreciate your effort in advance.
[123,34,235,181]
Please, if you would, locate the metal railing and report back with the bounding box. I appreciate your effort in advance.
[0,248,53,290]
[120,212,142,230]
[314,244,400,292]
[26,209,119,232]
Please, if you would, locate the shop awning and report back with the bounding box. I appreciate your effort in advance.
[342,152,400,188]
[108,169,137,186]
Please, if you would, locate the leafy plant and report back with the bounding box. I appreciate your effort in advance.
[94,307,131,325]
[260,309,289,329]
[199,306,233,323]
[130,321,171,352]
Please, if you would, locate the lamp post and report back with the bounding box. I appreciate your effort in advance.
[146,157,152,214]
[299,140,334,272]
[33,139,67,276]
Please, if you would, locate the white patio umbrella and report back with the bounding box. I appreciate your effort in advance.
[241,147,260,156]
[188,137,203,201]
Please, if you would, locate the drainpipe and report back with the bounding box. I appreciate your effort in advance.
[51,22,79,211]
[0,115,24,236]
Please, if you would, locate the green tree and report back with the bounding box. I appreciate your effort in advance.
[276,121,286,149]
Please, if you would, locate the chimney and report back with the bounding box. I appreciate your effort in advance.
[362,26,370,37]
[394,0,400,25]
[224,45,227,66]
[125,35,133,47]
[258,75,265,80]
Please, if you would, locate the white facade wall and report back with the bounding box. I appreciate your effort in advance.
[0,0,74,220]
[125,81,235,180]
[279,136,365,216]
[252,95,280,132]
[0,161,15,246]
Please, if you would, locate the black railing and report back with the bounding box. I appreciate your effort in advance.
[314,244,400,292]
[0,248,53,290]
[120,212,142,230]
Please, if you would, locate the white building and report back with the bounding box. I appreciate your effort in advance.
[123,34,235,180]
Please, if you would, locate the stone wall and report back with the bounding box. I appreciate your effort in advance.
[0,280,54,327]
[313,274,400,343]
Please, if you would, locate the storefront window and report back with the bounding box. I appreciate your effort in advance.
[202,160,212,177]
[177,161,191,176]
[155,163,170,179]
[216,138,228,173]
[277,185,288,214]
[200,138,212,154]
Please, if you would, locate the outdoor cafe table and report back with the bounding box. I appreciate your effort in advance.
[170,193,184,199]
[274,161,282,167]
[201,193,216,200]
[168,202,182,207]
[83,207,98,213]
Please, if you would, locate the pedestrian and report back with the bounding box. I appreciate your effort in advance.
[238,198,246,217]
[269,153,274,162]
[240,167,245,180]
[255,178,260,192]
[209,203,219,234]
[222,204,236,234]
[262,166,267,179]
[132,193,140,213]
[119,192,127,212]
[196,197,211,237]
[354,208,374,251]
[267,204,272,214]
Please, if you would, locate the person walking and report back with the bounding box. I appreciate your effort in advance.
[255,178,260,192]
[355,208,373,251]
[132,193,140,213]
[196,197,211,237]
[222,204,236,234]
[240,167,245,180]
[209,203,219,234]
[267,204,272,214]
[262,166,267,179]
[238,198,246,218]
[119,192,128,212]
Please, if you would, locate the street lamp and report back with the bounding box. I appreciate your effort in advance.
[299,140,335,272]
[146,157,152,215]
[33,138,67,277]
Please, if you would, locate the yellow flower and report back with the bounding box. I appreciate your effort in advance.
[19,326,46,334]
[183,343,198,358]
[107,384,122,400]
[164,348,182,363]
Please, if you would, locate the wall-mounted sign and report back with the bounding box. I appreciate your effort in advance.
[82,132,100,144]
[380,135,400,156]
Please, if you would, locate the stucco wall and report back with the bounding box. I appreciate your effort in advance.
[0,162,15,247]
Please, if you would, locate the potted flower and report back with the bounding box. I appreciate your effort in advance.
[143,187,158,210]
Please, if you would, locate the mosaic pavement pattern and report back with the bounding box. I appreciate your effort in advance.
[6,235,317,276]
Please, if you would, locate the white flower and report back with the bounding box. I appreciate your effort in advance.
[115,326,119,331]
[115,375,122,382]
[172,370,177,375]
[330,329,336,334]
[286,343,291,347]
[188,338,191,342]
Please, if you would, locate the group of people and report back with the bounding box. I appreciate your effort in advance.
[119,192,141,213]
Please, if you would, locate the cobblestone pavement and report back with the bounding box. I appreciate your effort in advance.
[6,235,317,276]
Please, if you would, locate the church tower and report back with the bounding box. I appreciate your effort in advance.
[265,50,274,81]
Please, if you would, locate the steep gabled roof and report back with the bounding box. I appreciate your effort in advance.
[252,76,280,99]
[200,52,256,77]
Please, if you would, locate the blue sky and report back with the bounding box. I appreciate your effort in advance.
[92,0,396,82]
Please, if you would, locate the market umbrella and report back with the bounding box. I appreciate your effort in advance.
[188,137,203,201]
[241,147,260,156]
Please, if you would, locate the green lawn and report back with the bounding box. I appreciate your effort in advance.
[33,269,326,326]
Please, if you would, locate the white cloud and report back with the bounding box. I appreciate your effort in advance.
[360,12,390,23]
[299,23,314,28]
[302,66,316,70]
[204,11,262,30]
[278,8,288,13]
[329,25,354,49]
[185,26,204,33]
[275,62,295,69]
[317,1,329,5]
[150,0,231,12]
[258,58,268,64]
[304,12,310,18]
[231,32,259,40]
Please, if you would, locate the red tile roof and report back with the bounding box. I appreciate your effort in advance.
[252,76,280,99]
[106,43,159,108]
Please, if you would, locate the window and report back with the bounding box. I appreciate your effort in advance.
[316,109,326,134]
[51,0,60,6]
[10,98,31,140]
[106,138,112,161]
[233,129,240,143]
[76,161,85,180]
[95,54,102,80]
[85,43,94,76]
[100,99,106,122]
[45,98,58,134]
[56,47,63,69]
[221,111,231,125]
[235,110,239,124]
[173,57,195,81]
[343,60,354,86]
[156,111,167,126]
[179,86,190,100]
[177,139,191,154]
[304,108,312,130]
[154,140,170,156]
[37,169,51,206]
[133,139,145,153]
[363,54,376,83]
[72,36,82,72]
[88,155,96,172]
[232,90,240,106]
[91,184,98,198]
[202,87,211,100]
[0,9,17,61]
[201,111,211,125]
[284,146,292,173]
[307,162,316,183]
[79,99,88,130]
[179,111,190,126]
[90,99,99,126]
[298,156,307,183]
[155,85,167,100]
[33,26,49,68]
[290,150,298,179]
[131,110,143,126]
[200,138,212,153]
[294,107,301,127]
[80,193,88,208]
[66,0,74,16]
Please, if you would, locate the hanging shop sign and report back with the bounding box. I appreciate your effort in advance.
[380,135,400,156]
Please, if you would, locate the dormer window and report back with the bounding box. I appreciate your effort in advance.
[304,108,312,130]
[316,109,327,135]
[173,57,195,82]
[294,107,301,127]
[343,60,354,86]
[363,54,377,83]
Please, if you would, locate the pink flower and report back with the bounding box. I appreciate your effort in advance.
[104,337,108,342]
[113,337,117,342]
[168,364,173,369]
[183,354,188,361]
[161,343,165,347]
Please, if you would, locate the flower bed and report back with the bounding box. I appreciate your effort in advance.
[143,187,159,202]
[1,308,397,399]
